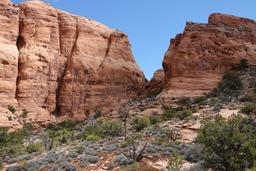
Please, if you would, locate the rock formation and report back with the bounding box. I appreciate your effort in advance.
[0,0,145,128]
[162,13,256,97]
[144,69,164,97]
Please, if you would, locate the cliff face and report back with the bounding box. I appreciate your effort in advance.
[163,13,256,97]
[0,0,145,128]
[144,69,164,97]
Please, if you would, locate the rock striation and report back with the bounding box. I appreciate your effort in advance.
[0,0,145,128]
[162,13,256,97]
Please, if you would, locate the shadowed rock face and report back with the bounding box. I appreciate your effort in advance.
[162,13,256,97]
[0,0,145,127]
[144,69,164,97]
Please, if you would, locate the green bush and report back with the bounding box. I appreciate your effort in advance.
[240,103,256,114]
[45,120,78,148]
[47,120,77,131]
[48,129,73,147]
[0,159,2,170]
[85,134,102,142]
[60,120,78,128]
[83,120,123,139]
[0,126,30,157]
[8,105,16,114]
[238,58,249,70]
[83,124,100,139]
[167,152,183,171]
[149,115,160,125]
[253,88,256,95]
[23,122,33,131]
[197,115,256,170]
[21,109,28,118]
[239,95,254,102]
[163,107,192,120]
[163,107,177,121]
[156,128,179,145]
[26,142,43,153]
[194,96,207,105]
[8,116,12,121]
[176,109,193,120]
[131,116,150,131]
[178,98,193,106]
[0,128,8,147]
[218,71,243,96]
[95,107,102,118]
[122,162,140,171]
[99,120,123,137]
[19,160,28,170]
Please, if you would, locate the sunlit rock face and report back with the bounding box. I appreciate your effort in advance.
[162,13,256,97]
[0,1,145,128]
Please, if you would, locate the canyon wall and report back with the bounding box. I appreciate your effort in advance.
[162,13,256,97]
[0,0,145,128]
[144,69,164,97]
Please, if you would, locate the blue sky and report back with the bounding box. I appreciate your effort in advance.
[13,0,256,79]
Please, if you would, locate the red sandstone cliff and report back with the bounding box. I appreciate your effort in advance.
[162,13,256,97]
[0,0,145,129]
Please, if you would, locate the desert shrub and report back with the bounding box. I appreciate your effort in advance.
[149,115,160,125]
[163,107,177,121]
[46,123,56,130]
[121,133,148,162]
[48,129,74,147]
[0,128,8,146]
[58,120,77,129]
[156,128,179,146]
[83,120,123,139]
[163,107,192,121]
[122,162,140,171]
[167,152,183,171]
[8,116,12,121]
[194,96,207,105]
[23,122,33,131]
[95,107,102,118]
[99,120,123,137]
[238,58,249,70]
[8,105,16,114]
[0,126,31,157]
[207,88,218,98]
[18,160,28,170]
[253,88,256,95]
[131,116,150,131]
[175,109,193,120]
[46,120,77,148]
[47,120,78,131]
[240,103,256,114]
[197,115,256,170]
[187,164,206,171]
[183,144,204,163]
[0,159,2,170]
[178,98,193,106]
[217,71,243,96]
[239,95,254,102]
[85,134,102,142]
[26,142,43,153]
[118,107,129,139]
[21,109,28,118]
[83,124,100,139]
